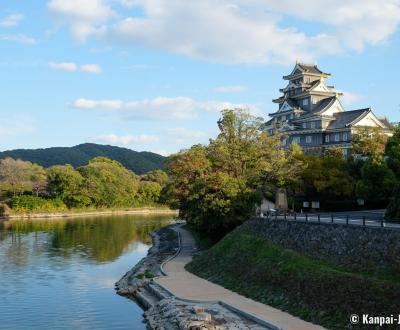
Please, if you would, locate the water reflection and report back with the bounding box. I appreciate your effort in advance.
[0,214,171,330]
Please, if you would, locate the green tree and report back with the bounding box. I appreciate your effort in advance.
[78,157,139,207]
[297,148,355,201]
[137,181,162,204]
[29,163,47,197]
[385,124,400,177]
[47,164,90,208]
[385,185,400,220]
[167,109,303,237]
[356,156,397,203]
[352,127,388,157]
[141,169,169,186]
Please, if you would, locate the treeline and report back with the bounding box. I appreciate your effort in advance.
[0,156,169,213]
[164,109,400,238]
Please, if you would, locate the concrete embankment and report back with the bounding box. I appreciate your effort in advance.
[116,224,277,330]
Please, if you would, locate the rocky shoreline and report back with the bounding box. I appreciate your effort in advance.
[115,224,272,330]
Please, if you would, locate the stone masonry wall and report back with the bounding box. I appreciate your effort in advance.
[241,218,400,273]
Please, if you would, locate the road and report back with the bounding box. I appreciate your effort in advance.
[265,209,400,229]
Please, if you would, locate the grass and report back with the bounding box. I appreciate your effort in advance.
[186,229,400,330]
[135,269,155,279]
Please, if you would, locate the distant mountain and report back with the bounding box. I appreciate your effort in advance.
[0,143,166,175]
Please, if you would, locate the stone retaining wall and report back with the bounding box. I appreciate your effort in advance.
[242,218,400,273]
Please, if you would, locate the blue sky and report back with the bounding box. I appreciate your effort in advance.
[1,0,400,155]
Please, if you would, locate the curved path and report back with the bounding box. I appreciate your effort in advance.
[155,225,326,330]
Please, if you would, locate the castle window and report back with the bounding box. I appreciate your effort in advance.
[306,136,312,143]
[342,149,348,156]
[343,132,348,140]
[325,135,330,143]
[293,136,301,144]
[302,123,307,129]
[310,122,316,129]
[312,97,318,104]
[302,99,309,106]
[334,133,340,142]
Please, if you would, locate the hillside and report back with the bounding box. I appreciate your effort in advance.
[0,143,165,175]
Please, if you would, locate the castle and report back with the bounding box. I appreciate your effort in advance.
[265,63,391,155]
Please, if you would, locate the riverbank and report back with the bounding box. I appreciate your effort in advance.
[116,224,284,330]
[0,207,178,221]
[186,218,400,330]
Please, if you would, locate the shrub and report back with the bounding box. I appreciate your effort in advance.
[386,185,400,221]
[11,196,67,213]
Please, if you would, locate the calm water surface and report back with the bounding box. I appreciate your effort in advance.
[0,215,172,330]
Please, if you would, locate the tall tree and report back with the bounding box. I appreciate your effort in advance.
[0,158,32,196]
[356,156,397,203]
[385,124,400,177]
[29,163,47,197]
[352,127,388,157]
[47,164,90,208]
[78,157,140,207]
[167,109,304,237]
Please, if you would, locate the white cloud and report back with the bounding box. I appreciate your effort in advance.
[0,115,36,138]
[49,62,77,71]
[104,0,400,64]
[214,85,248,93]
[93,133,160,145]
[48,0,115,42]
[71,96,261,120]
[0,33,35,45]
[340,91,364,105]
[0,14,24,28]
[48,62,102,74]
[80,64,102,74]
[72,98,123,110]
[47,0,400,64]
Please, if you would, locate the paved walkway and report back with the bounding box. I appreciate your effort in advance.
[155,225,326,330]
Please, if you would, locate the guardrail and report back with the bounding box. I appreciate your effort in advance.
[261,212,400,230]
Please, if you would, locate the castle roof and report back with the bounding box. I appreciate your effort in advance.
[283,62,330,79]
[326,108,371,129]
[292,97,337,120]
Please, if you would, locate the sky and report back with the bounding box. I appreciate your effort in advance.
[1,0,400,156]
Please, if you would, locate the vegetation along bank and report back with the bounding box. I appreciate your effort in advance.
[0,155,172,216]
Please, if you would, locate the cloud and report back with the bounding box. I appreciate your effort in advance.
[48,62,102,74]
[93,133,160,145]
[340,91,364,105]
[214,85,248,93]
[0,14,24,28]
[72,98,122,110]
[71,96,261,120]
[80,64,102,74]
[0,115,36,138]
[0,33,35,45]
[50,0,400,64]
[48,62,77,71]
[48,0,115,42]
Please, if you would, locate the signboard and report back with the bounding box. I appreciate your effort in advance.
[311,201,320,209]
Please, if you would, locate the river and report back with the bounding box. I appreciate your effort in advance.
[0,214,172,330]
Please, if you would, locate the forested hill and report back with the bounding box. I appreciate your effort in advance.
[0,143,166,174]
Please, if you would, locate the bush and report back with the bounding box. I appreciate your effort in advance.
[386,185,400,221]
[11,196,67,213]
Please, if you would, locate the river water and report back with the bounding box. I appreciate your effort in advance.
[0,214,172,330]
